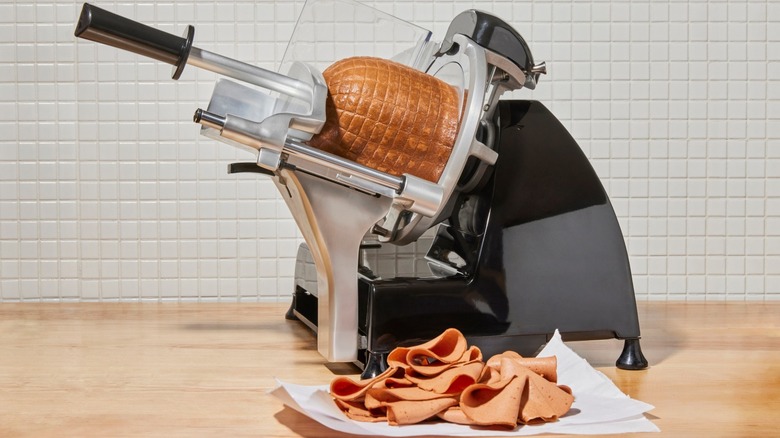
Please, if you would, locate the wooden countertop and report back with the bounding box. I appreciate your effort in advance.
[1,302,778,437]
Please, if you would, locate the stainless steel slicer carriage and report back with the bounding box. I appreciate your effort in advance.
[75,0,648,378]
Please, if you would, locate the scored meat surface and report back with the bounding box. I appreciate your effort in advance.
[308,57,460,183]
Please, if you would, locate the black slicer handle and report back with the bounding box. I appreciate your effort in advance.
[74,3,194,79]
[439,10,535,77]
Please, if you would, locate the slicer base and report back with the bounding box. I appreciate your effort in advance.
[289,282,650,376]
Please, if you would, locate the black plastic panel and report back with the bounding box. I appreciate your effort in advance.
[439,10,535,75]
[357,100,641,354]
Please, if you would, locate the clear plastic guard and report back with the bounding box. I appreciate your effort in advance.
[280,0,435,74]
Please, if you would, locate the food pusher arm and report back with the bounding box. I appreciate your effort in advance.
[74,2,447,221]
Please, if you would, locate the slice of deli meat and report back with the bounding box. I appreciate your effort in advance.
[460,360,574,426]
[486,351,559,383]
[330,366,402,402]
[387,328,471,371]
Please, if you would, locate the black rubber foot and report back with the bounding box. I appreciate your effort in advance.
[284,294,298,320]
[360,351,389,380]
[616,338,649,370]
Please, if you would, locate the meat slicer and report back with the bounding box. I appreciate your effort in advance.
[75,0,648,378]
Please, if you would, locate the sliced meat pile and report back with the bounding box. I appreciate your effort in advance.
[329,328,574,428]
[307,56,460,183]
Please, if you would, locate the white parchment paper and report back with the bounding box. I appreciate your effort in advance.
[270,331,659,436]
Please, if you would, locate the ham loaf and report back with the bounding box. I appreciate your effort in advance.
[308,57,460,183]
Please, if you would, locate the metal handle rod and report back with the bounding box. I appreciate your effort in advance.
[194,108,404,192]
[193,108,225,130]
[283,139,404,192]
[188,47,312,103]
[74,4,312,101]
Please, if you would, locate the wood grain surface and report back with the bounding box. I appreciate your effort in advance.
[1,302,778,437]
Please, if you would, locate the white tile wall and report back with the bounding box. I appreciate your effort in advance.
[0,0,778,301]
